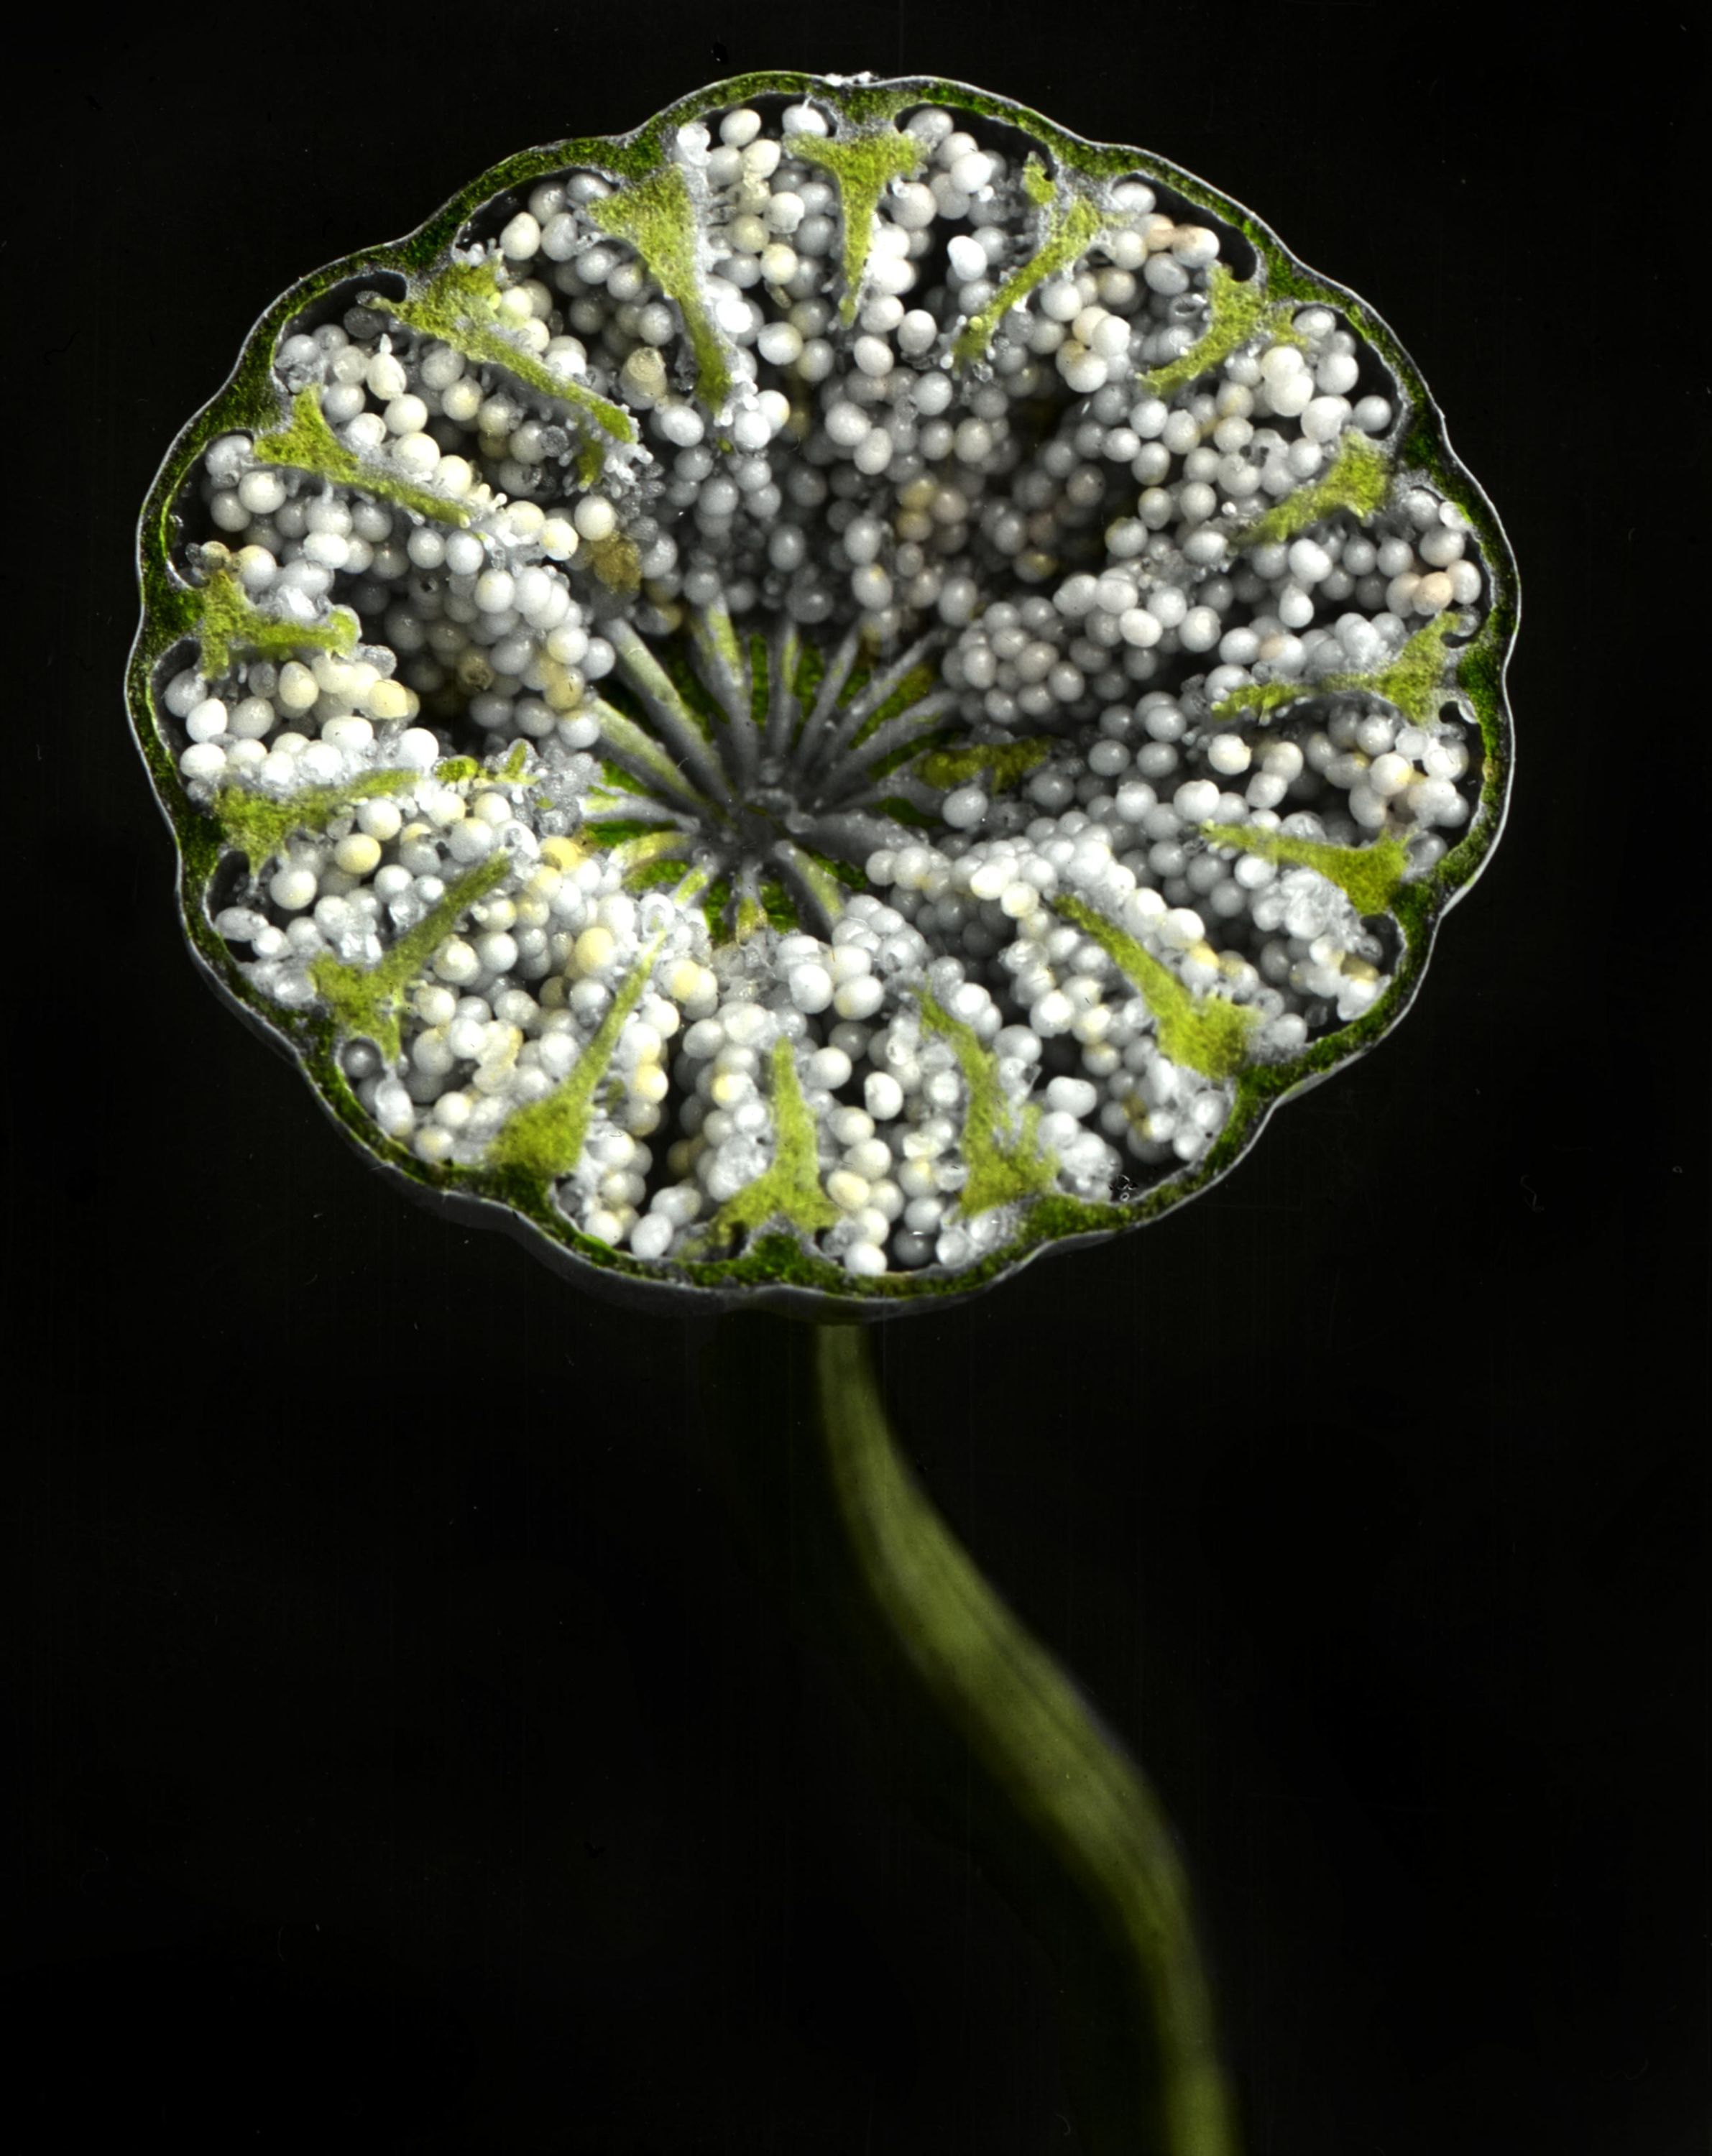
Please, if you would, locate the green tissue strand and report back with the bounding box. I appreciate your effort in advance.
[773,841,850,931]
[1230,429,1390,550]
[580,817,668,850]
[213,765,418,870]
[1137,263,1304,400]
[390,257,636,446]
[917,993,1057,1216]
[955,190,1103,366]
[788,126,926,324]
[700,873,735,941]
[747,635,770,731]
[254,388,473,525]
[812,1325,1242,2156]
[1053,895,1256,1082]
[850,660,942,749]
[431,745,528,788]
[1345,609,1463,724]
[193,565,356,682]
[589,163,732,410]
[696,1037,840,1246]
[623,854,691,892]
[914,736,1051,793]
[1202,678,1310,725]
[308,851,511,1062]
[758,877,796,931]
[732,888,769,941]
[1020,153,1055,208]
[585,532,643,594]
[792,638,827,720]
[1210,612,1463,727]
[618,833,692,887]
[487,938,661,1181]
[1200,824,1409,918]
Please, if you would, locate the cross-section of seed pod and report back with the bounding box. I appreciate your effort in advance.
[129,71,1517,1313]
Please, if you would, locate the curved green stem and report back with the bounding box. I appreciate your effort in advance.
[814,1325,1240,2156]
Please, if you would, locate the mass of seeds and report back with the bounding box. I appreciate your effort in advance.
[155,88,1487,1281]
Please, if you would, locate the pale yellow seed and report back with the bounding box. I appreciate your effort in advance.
[574,926,616,974]
[333,832,382,875]
[277,661,318,712]
[826,1169,870,1212]
[310,652,355,695]
[364,678,412,722]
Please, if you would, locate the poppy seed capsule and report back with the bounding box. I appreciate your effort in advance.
[132,72,1515,1312]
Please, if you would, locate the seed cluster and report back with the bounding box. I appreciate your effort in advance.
[154,86,1491,1287]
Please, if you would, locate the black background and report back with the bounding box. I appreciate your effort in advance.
[6,6,1708,2151]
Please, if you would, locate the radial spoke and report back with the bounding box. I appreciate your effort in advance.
[787,618,865,779]
[821,695,962,800]
[584,696,720,817]
[806,630,943,779]
[795,808,911,865]
[763,621,805,761]
[829,770,942,818]
[689,599,760,787]
[607,619,736,804]
[770,838,849,934]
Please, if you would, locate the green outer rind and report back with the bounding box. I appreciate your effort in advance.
[128,70,1519,1321]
